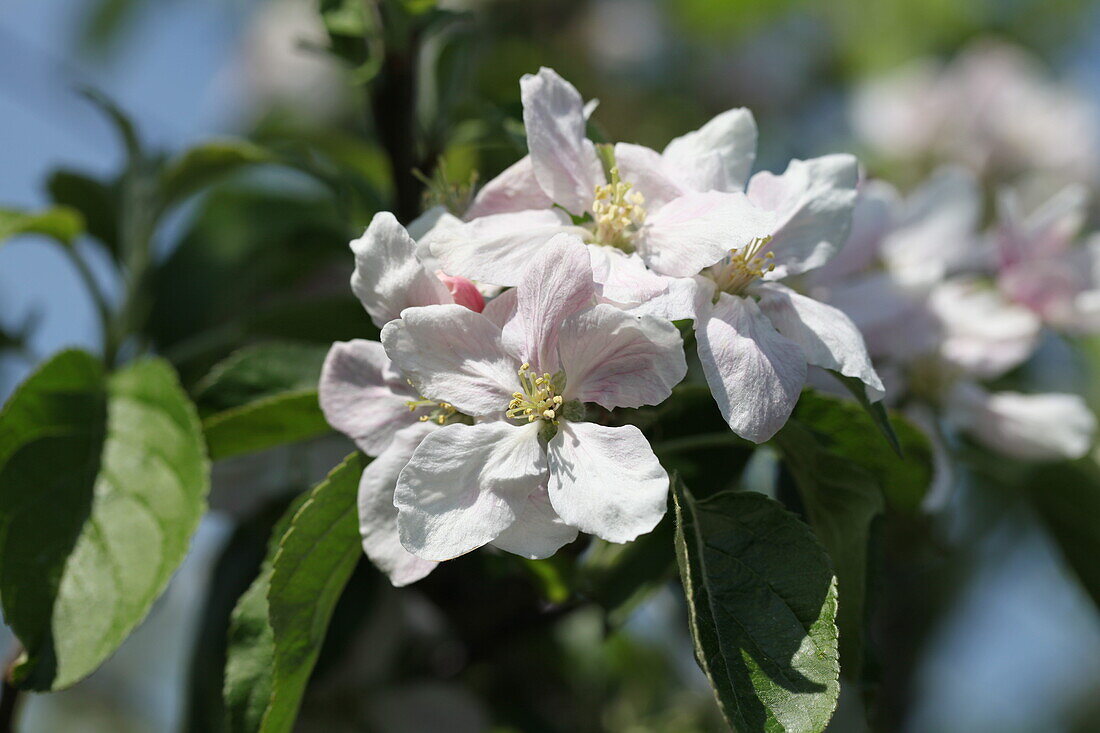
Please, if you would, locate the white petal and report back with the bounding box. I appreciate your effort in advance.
[662,107,758,192]
[395,421,548,561]
[491,485,578,559]
[637,190,775,277]
[624,275,706,321]
[381,305,517,417]
[614,142,690,212]
[521,67,604,215]
[425,208,582,286]
[547,422,667,543]
[818,271,939,361]
[929,279,1041,379]
[587,244,668,306]
[557,304,686,410]
[505,233,595,374]
[755,282,884,400]
[946,381,1096,460]
[319,340,418,456]
[481,287,518,329]
[465,155,554,220]
[358,423,438,586]
[747,154,858,278]
[351,212,452,328]
[810,179,900,286]
[697,293,807,442]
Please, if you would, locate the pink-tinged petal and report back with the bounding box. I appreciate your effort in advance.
[481,288,518,329]
[996,184,1087,267]
[637,190,776,278]
[319,340,418,456]
[547,422,667,543]
[755,282,884,400]
[811,179,900,286]
[358,423,438,586]
[614,142,690,212]
[818,272,938,361]
[557,304,686,410]
[587,245,668,306]
[351,212,453,328]
[747,154,858,278]
[425,208,582,286]
[929,279,1041,379]
[436,273,485,312]
[491,484,578,558]
[697,293,807,442]
[381,305,517,417]
[465,155,554,220]
[946,381,1096,460]
[521,67,604,215]
[508,233,596,373]
[662,107,758,192]
[880,167,985,286]
[395,421,547,560]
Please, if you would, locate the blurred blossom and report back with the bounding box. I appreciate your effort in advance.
[851,40,1100,182]
[582,0,668,75]
[226,0,344,123]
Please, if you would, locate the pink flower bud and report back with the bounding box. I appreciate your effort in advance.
[437,272,485,312]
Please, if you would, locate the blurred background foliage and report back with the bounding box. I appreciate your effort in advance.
[3,0,1100,731]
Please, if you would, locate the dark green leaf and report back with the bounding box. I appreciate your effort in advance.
[774,421,883,682]
[47,169,121,255]
[831,371,901,456]
[223,454,366,733]
[160,141,275,208]
[790,389,934,513]
[202,391,331,462]
[79,87,142,162]
[0,206,84,246]
[673,482,840,732]
[194,343,328,414]
[0,351,209,690]
[1026,460,1100,610]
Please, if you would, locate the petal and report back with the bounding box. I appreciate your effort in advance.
[381,305,517,417]
[614,142,690,212]
[491,484,579,559]
[358,423,439,586]
[319,339,418,456]
[747,154,858,278]
[465,155,554,220]
[507,233,596,373]
[946,381,1096,460]
[395,421,548,561]
[557,304,686,409]
[437,273,485,312]
[810,179,900,285]
[624,275,706,322]
[587,244,668,306]
[547,422,668,543]
[521,67,604,215]
[637,190,775,277]
[662,107,758,192]
[697,293,807,442]
[929,279,1041,379]
[481,287,518,329]
[755,282,884,400]
[351,212,452,328]
[425,208,582,286]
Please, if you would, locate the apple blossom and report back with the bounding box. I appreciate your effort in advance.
[381,234,687,562]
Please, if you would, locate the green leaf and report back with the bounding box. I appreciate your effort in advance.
[80,87,142,162]
[0,206,84,246]
[673,482,840,732]
[194,343,329,414]
[831,371,901,456]
[1025,460,1100,610]
[790,389,934,512]
[223,454,365,733]
[202,391,331,462]
[0,350,209,690]
[774,421,883,682]
[160,141,275,208]
[47,169,121,256]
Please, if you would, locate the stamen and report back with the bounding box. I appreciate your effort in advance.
[591,167,646,250]
[506,367,566,424]
[710,235,775,296]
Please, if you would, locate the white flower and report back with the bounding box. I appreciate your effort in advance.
[423,67,771,307]
[319,211,492,586]
[382,235,687,561]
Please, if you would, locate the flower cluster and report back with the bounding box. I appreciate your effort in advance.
[320,67,891,584]
[808,168,1099,505]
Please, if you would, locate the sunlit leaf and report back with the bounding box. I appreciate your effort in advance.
[0,206,84,247]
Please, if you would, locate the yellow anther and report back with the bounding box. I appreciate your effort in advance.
[710,235,775,296]
[591,167,646,250]
[506,365,565,424]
